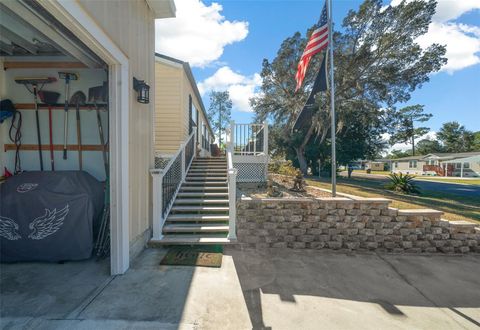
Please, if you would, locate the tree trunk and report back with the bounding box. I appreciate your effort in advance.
[295,147,308,174]
[411,135,415,156]
[218,107,222,147]
[295,119,317,175]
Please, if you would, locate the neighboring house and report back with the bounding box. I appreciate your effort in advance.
[154,53,215,164]
[366,161,386,171]
[391,152,480,177]
[0,0,176,275]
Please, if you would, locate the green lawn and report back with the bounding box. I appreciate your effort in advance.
[350,170,480,185]
[306,176,480,224]
[414,177,480,185]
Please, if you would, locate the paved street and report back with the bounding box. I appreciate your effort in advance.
[340,172,480,198]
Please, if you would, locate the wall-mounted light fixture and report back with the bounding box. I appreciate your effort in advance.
[133,77,150,104]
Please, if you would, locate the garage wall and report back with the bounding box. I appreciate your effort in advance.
[78,0,155,243]
[0,67,107,180]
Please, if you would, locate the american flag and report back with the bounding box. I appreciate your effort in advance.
[295,3,329,92]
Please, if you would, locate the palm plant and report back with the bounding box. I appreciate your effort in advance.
[386,173,420,194]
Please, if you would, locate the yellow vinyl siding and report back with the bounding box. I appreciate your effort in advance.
[154,62,183,154]
[154,60,212,153]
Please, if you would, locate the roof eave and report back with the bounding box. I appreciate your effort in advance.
[146,0,176,19]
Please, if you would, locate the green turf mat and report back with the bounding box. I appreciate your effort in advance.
[160,245,223,267]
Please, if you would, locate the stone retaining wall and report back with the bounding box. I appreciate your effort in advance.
[236,197,480,253]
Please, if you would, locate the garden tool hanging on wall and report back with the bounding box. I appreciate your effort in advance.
[1,99,22,174]
[14,77,56,171]
[58,72,78,160]
[38,91,60,171]
[69,91,86,170]
[88,82,109,176]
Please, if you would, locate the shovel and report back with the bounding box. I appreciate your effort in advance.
[70,91,86,170]
[38,91,60,171]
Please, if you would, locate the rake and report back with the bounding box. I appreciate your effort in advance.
[15,77,56,171]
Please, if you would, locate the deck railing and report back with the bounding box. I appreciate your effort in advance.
[232,123,267,156]
[227,121,269,182]
[150,131,196,239]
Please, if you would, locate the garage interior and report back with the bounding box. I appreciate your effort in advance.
[1,1,112,269]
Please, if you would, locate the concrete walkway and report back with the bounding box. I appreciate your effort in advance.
[1,248,480,329]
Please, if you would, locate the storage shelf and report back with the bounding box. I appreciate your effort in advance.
[3,61,89,70]
[14,103,107,110]
[4,144,108,152]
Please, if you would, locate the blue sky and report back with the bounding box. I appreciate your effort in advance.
[156,0,480,140]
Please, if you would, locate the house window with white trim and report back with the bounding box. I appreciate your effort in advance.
[456,163,461,169]
[409,160,417,168]
[464,162,470,169]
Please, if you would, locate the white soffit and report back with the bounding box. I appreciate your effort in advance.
[146,0,176,19]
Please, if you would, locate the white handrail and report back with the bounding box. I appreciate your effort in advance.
[226,144,237,240]
[150,131,196,240]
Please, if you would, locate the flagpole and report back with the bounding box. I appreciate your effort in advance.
[327,0,336,196]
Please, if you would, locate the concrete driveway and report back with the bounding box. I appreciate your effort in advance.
[341,171,480,197]
[1,248,480,329]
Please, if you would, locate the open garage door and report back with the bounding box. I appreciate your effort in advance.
[1,1,113,269]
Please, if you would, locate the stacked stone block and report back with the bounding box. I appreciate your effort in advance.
[236,197,480,253]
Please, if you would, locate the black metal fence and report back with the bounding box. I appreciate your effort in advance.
[162,152,182,216]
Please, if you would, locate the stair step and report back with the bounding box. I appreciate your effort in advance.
[191,166,226,168]
[180,187,228,192]
[149,235,234,246]
[192,161,226,163]
[183,181,227,186]
[171,206,229,212]
[188,168,227,174]
[186,177,227,181]
[177,192,229,197]
[163,224,229,233]
[166,214,230,222]
[174,199,228,205]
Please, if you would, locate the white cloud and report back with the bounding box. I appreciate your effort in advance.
[389,0,480,73]
[155,0,248,68]
[198,66,262,112]
[383,132,438,153]
[417,22,480,73]
[390,0,480,21]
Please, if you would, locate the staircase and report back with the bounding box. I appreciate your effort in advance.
[154,157,233,244]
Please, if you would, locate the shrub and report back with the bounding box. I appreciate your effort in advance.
[386,173,420,194]
[268,160,298,177]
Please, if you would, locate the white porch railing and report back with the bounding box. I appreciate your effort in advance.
[227,121,269,182]
[150,131,196,240]
[226,146,237,240]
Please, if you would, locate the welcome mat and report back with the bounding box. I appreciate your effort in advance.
[160,245,223,268]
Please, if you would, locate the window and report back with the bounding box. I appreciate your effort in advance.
[188,95,193,134]
[409,160,417,168]
[464,163,470,169]
[456,163,461,169]
[395,162,398,168]
[202,123,207,149]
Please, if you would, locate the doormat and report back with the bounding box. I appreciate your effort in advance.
[160,245,223,268]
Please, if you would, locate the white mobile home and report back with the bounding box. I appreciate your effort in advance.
[391,152,480,177]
